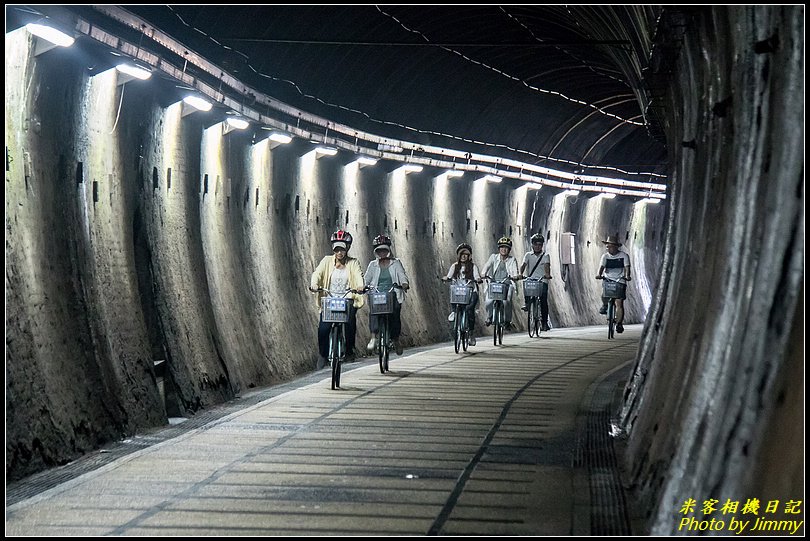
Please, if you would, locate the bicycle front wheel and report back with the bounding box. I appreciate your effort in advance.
[533,301,541,337]
[379,318,389,373]
[454,306,462,354]
[607,301,615,340]
[331,325,344,389]
[527,299,536,337]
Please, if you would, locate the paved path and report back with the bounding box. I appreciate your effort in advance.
[6,325,641,535]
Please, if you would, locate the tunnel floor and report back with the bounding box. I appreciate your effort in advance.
[6,325,640,535]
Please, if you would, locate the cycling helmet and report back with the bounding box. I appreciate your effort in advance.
[456,242,472,255]
[530,233,545,244]
[330,229,353,250]
[497,236,513,249]
[373,234,392,250]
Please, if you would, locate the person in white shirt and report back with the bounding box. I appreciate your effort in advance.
[519,233,552,331]
[442,243,483,345]
[364,234,410,356]
[309,229,365,370]
[481,236,521,327]
[595,235,632,333]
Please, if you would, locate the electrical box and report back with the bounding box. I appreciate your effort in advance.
[560,232,576,264]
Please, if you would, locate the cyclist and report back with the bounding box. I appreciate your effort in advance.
[441,243,482,346]
[595,235,631,333]
[481,236,521,328]
[364,234,411,356]
[519,233,552,331]
[309,229,365,369]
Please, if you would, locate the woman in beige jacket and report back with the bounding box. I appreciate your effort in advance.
[309,230,365,369]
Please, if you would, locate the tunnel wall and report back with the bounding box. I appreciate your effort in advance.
[617,6,804,534]
[5,27,666,482]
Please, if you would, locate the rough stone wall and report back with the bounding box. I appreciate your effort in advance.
[5,28,665,482]
[618,6,804,533]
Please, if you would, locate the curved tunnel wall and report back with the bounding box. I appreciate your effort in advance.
[618,6,804,534]
[5,27,666,482]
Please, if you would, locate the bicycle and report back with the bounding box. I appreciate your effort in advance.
[522,277,549,338]
[484,275,512,346]
[317,287,358,389]
[443,278,476,354]
[366,283,404,373]
[596,275,629,339]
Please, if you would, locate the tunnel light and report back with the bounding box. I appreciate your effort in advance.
[636,197,662,205]
[268,132,292,144]
[314,146,338,157]
[479,174,502,183]
[226,117,249,129]
[560,189,580,197]
[445,170,464,178]
[115,62,152,82]
[26,23,75,50]
[524,183,542,190]
[266,131,292,149]
[395,164,423,174]
[181,95,213,116]
[598,193,617,199]
[355,156,378,167]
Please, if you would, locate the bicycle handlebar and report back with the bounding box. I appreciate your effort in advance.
[313,287,361,296]
[596,275,631,282]
[365,283,405,293]
[482,275,516,284]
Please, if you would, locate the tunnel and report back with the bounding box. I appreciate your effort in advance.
[4,5,803,535]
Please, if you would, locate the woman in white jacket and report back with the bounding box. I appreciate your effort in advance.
[364,234,410,355]
[481,236,521,327]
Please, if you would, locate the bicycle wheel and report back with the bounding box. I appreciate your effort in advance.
[493,302,503,346]
[533,300,541,337]
[453,306,462,354]
[379,318,389,373]
[527,299,536,337]
[607,301,615,339]
[329,326,341,389]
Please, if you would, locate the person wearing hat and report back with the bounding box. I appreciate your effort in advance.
[596,235,632,333]
[309,229,365,369]
[364,234,411,355]
[481,236,521,328]
[520,233,552,331]
[442,243,483,345]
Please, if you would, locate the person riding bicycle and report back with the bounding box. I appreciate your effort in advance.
[442,243,482,346]
[595,235,631,334]
[519,233,552,331]
[364,234,411,356]
[481,236,521,328]
[309,229,365,370]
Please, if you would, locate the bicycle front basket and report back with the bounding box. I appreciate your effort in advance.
[488,282,508,301]
[523,280,544,298]
[369,291,395,315]
[602,281,626,299]
[450,285,472,305]
[322,297,350,323]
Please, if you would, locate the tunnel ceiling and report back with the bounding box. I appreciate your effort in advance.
[8,4,670,180]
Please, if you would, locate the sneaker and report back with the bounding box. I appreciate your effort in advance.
[599,305,608,315]
[367,336,377,353]
[542,323,550,332]
[485,318,492,327]
[521,305,528,312]
[448,312,456,322]
[469,335,476,346]
[395,340,404,356]
[616,323,624,334]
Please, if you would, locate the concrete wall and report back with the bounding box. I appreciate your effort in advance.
[5,27,666,482]
[617,6,804,533]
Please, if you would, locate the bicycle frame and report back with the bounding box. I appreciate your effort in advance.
[598,276,627,340]
[318,287,355,389]
[485,276,511,345]
[367,284,402,373]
